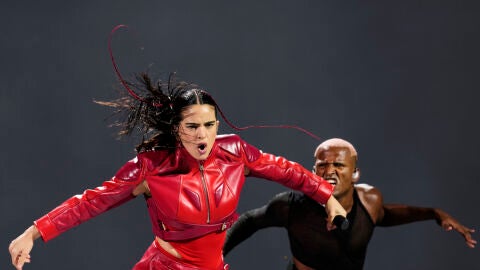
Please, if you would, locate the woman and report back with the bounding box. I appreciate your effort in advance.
[9,73,347,270]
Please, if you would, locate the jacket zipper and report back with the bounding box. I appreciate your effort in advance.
[199,161,211,224]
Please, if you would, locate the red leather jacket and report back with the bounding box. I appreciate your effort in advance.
[34,134,333,243]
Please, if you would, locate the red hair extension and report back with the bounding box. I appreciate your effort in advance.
[207,93,322,141]
[108,25,320,141]
[108,24,151,104]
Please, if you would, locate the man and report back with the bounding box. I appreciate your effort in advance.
[223,138,476,270]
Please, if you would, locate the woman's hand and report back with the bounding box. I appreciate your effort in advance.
[9,225,40,270]
[324,196,347,231]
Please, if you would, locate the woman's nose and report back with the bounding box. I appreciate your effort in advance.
[197,127,206,138]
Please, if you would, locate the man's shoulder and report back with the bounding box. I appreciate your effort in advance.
[272,190,295,201]
[355,183,383,205]
[355,183,377,192]
[354,183,375,191]
[280,191,321,208]
[265,191,298,210]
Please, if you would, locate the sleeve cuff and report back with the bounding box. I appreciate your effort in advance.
[34,214,61,242]
[311,181,334,205]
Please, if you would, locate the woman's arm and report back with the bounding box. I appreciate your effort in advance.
[8,156,147,269]
[247,152,346,223]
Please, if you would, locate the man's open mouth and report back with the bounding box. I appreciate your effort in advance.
[326,179,337,185]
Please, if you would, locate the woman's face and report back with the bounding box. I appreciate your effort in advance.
[178,104,219,160]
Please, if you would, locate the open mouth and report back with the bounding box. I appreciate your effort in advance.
[326,179,337,186]
[198,143,207,154]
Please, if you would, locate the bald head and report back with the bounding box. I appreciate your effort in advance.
[314,138,358,163]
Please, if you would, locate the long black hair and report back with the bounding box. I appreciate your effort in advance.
[96,72,217,153]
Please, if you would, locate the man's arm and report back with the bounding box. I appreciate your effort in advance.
[223,192,291,256]
[378,204,476,248]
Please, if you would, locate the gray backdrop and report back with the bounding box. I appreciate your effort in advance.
[1,1,479,269]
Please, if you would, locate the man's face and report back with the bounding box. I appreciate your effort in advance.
[314,146,357,199]
[178,104,219,160]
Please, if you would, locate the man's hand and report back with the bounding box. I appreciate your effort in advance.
[435,209,476,248]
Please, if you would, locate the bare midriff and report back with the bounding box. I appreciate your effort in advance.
[293,257,315,270]
[155,236,182,258]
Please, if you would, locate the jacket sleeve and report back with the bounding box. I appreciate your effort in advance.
[241,139,334,205]
[33,156,146,242]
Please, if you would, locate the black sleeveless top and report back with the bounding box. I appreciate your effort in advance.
[223,189,375,270]
[286,190,375,269]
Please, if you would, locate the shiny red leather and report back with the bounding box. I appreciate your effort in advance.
[145,134,334,241]
[34,156,144,242]
[34,134,333,243]
[133,240,229,270]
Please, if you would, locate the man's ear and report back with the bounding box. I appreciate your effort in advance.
[352,168,360,182]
